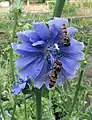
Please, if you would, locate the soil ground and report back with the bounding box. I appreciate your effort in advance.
[0,7,8,12]
[0,4,48,13]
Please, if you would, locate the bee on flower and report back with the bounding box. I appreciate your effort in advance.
[12,17,84,95]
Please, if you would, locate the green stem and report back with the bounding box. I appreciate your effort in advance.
[11,97,17,120]
[24,96,27,120]
[0,85,6,120]
[10,10,18,120]
[69,70,84,115]
[0,106,6,120]
[53,0,66,17]
[10,11,18,83]
[69,31,92,116]
[35,88,42,120]
[12,12,18,42]
[85,34,92,57]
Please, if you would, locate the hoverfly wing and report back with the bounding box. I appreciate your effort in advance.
[56,73,62,85]
[52,24,62,36]
[52,24,64,43]
[61,72,71,92]
[41,70,52,81]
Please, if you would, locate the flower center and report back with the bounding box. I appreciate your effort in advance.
[44,43,60,64]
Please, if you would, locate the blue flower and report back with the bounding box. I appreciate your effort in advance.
[12,17,84,92]
[13,77,29,96]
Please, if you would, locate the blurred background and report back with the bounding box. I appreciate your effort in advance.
[0,0,92,120]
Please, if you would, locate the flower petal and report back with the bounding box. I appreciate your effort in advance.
[48,18,68,29]
[65,52,84,61]
[17,30,41,43]
[16,55,41,67]
[11,43,44,55]
[29,31,41,43]
[60,57,80,76]
[19,77,29,82]
[18,58,45,80]
[17,31,30,43]
[60,38,84,53]
[61,69,76,79]
[48,26,60,45]
[34,59,50,88]
[13,82,26,96]
[49,52,55,65]
[33,22,50,40]
[67,27,78,38]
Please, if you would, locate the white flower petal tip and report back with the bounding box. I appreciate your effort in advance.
[54,43,60,51]
[32,41,45,46]
[79,42,85,49]
[11,43,17,50]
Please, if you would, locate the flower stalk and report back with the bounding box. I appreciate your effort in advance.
[35,88,42,120]
[24,96,27,120]
[10,9,18,120]
[0,84,6,120]
[10,10,18,83]
[53,0,66,17]
[11,97,17,120]
[69,69,84,115]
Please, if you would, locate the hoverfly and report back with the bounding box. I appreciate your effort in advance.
[42,59,62,88]
[42,57,71,89]
[52,24,71,47]
[61,24,70,47]
[49,59,62,88]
